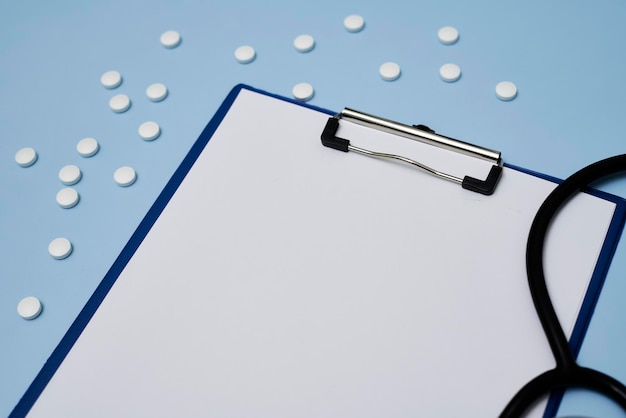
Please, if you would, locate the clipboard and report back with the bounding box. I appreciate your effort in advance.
[13,85,626,417]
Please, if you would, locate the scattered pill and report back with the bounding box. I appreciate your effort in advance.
[293,34,315,52]
[438,26,459,45]
[17,296,42,320]
[15,147,38,167]
[439,63,462,82]
[379,62,401,81]
[146,83,168,102]
[100,70,122,89]
[56,188,79,209]
[292,83,314,101]
[495,81,518,101]
[109,94,131,113]
[138,121,161,141]
[234,45,256,64]
[48,237,72,259]
[114,166,137,187]
[58,165,82,185]
[344,15,365,32]
[160,30,181,48]
[76,138,99,157]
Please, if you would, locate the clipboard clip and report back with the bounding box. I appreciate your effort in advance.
[321,109,503,195]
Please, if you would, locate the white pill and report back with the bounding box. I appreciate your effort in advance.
[496,81,518,101]
[292,83,314,102]
[58,165,82,185]
[438,26,459,45]
[76,137,99,157]
[160,30,181,48]
[17,296,42,320]
[234,45,256,64]
[344,15,365,32]
[439,63,462,82]
[114,166,136,187]
[146,83,168,102]
[109,94,131,113]
[379,62,401,81]
[56,187,79,209]
[138,121,161,141]
[100,70,122,89]
[48,237,72,259]
[293,34,315,52]
[15,147,38,167]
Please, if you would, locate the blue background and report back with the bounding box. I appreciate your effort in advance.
[1,1,626,416]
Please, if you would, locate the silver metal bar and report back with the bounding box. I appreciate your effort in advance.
[341,108,502,165]
[348,144,463,185]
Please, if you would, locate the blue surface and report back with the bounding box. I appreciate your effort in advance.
[1,1,626,416]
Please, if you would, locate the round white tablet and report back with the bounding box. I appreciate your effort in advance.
[495,81,518,101]
[76,137,99,157]
[292,82,314,102]
[160,30,181,48]
[58,165,82,185]
[379,62,401,81]
[56,187,79,209]
[293,34,315,52]
[138,121,161,141]
[48,237,72,259]
[17,296,42,320]
[438,26,459,45]
[146,83,168,102]
[234,45,256,64]
[100,70,122,89]
[15,147,38,167]
[114,166,136,187]
[439,63,462,82]
[344,14,365,32]
[109,94,131,113]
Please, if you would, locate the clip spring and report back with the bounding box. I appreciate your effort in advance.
[320,109,503,195]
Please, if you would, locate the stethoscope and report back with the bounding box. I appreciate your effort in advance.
[500,154,626,417]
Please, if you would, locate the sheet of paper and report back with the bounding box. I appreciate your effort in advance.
[25,87,618,417]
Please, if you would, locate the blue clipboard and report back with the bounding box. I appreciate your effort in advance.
[12,85,626,418]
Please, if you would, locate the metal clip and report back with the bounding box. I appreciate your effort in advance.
[320,109,503,195]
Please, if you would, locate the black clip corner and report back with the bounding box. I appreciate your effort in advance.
[321,117,350,152]
[462,165,503,196]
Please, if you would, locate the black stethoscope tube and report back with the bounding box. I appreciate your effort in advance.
[501,154,626,417]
